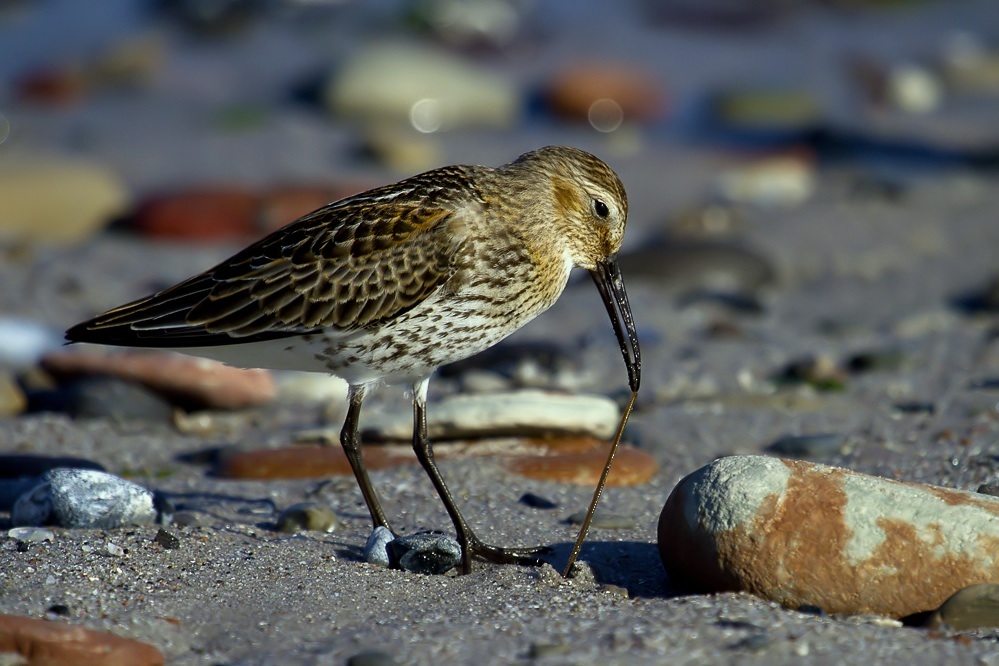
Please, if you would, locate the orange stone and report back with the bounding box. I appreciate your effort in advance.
[259,185,369,233]
[130,189,259,241]
[546,63,665,124]
[217,445,409,480]
[506,438,658,486]
[0,614,164,666]
[42,350,275,410]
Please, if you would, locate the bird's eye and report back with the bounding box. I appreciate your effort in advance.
[593,199,610,218]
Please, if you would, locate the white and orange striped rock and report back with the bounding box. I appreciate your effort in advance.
[658,455,999,618]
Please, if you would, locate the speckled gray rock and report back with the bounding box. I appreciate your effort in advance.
[387,532,461,575]
[363,526,394,567]
[11,469,173,529]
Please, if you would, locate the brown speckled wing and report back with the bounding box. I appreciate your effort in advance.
[66,179,465,348]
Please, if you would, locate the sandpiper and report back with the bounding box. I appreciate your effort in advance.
[66,145,641,574]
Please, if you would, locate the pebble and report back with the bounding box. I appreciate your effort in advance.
[387,532,462,575]
[888,64,942,114]
[925,583,999,630]
[12,469,173,529]
[764,433,847,458]
[977,482,999,497]
[275,502,340,534]
[0,157,129,244]
[659,455,999,617]
[0,613,164,665]
[411,0,528,51]
[519,492,558,509]
[30,376,175,422]
[774,354,846,391]
[545,63,665,129]
[42,350,276,410]
[217,446,405,480]
[153,529,180,550]
[363,526,394,567]
[715,155,816,207]
[566,509,635,530]
[346,650,400,666]
[506,439,658,487]
[619,239,775,294]
[712,89,820,131]
[0,371,26,417]
[369,390,621,441]
[7,527,54,543]
[325,43,518,132]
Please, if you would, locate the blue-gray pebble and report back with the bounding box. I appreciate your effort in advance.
[387,532,461,575]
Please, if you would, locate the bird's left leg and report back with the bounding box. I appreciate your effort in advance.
[409,378,550,574]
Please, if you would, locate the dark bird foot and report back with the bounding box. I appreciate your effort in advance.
[466,539,552,569]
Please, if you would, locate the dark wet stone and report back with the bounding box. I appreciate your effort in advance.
[519,492,558,509]
[893,402,936,415]
[952,275,999,314]
[676,290,765,314]
[765,433,846,458]
[977,482,999,497]
[11,469,172,529]
[798,604,826,616]
[387,532,461,575]
[970,378,999,390]
[28,377,174,422]
[845,349,906,373]
[363,526,393,567]
[153,529,180,549]
[565,509,635,530]
[275,502,339,534]
[925,583,999,630]
[0,455,105,479]
[619,238,775,294]
[46,604,70,617]
[346,650,399,666]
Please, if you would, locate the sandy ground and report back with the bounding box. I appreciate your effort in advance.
[3,1,999,664]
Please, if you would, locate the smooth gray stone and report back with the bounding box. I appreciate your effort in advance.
[387,532,461,575]
[11,468,173,529]
[363,526,394,567]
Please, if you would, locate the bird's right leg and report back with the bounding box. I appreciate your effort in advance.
[338,384,392,530]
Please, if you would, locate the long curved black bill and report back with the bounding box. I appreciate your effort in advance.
[590,258,641,393]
